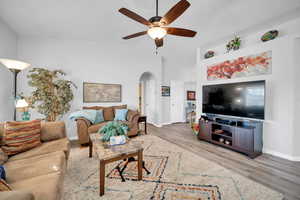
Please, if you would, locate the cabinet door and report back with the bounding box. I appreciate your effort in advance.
[233,127,254,152]
[198,121,211,141]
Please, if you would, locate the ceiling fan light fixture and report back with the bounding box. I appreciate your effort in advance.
[147,27,167,39]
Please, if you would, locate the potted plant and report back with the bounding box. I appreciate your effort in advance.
[98,121,129,142]
[27,68,77,121]
[226,36,241,52]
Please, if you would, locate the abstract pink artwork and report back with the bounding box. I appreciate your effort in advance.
[207,51,272,81]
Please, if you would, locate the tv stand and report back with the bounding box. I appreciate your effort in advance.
[198,116,263,158]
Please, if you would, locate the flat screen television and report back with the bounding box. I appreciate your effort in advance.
[202,80,265,120]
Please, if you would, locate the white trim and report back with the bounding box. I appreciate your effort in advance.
[67,136,78,141]
[263,149,300,162]
[161,122,172,126]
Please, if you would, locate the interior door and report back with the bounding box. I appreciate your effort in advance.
[145,79,156,124]
[170,80,185,123]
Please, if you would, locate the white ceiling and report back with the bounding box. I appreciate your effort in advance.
[1,0,300,66]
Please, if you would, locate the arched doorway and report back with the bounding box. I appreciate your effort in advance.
[139,72,156,124]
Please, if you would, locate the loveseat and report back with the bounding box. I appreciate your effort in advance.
[76,105,140,145]
[0,121,70,200]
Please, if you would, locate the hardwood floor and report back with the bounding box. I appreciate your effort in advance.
[148,123,300,200]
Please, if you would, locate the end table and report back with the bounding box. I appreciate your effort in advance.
[138,116,147,135]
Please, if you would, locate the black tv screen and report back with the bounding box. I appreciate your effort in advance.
[202,80,265,119]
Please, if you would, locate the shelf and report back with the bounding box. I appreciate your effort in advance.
[212,133,232,139]
[211,140,232,147]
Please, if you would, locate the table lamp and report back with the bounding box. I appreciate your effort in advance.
[16,99,30,121]
[0,59,31,120]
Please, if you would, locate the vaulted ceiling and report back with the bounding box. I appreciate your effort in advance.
[1,0,300,67]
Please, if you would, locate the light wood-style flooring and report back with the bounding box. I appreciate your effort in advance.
[148,123,300,200]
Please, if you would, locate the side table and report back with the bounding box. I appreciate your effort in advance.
[138,116,147,135]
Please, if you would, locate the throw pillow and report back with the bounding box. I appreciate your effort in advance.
[2,120,42,156]
[114,109,128,121]
[95,110,104,124]
[0,148,8,165]
[0,179,11,191]
[0,165,6,180]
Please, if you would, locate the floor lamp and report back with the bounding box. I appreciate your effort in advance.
[0,59,31,121]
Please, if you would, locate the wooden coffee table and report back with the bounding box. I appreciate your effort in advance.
[89,134,144,196]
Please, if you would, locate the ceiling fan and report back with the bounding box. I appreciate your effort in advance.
[119,0,197,49]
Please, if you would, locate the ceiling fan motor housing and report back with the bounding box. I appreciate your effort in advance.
[149,16,163,26]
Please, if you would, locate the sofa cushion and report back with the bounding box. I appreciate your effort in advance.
[5,151,66,183]
[8,138,70,162]
[2,120,42,156]
[112,105,127,113]
[127,110,139,121]
[88,122,108,134]
[0,148,8,165]
[83,106,114,121]
[0,179,11,191]
[0,191,34,200]
[10,172,63,200]
[114,109,128,121]
[41,121,66,142]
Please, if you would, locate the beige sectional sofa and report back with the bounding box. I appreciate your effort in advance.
[0,121,70,200]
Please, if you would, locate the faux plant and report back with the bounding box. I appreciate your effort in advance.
[27,68,77,121]
[226,36,241,52]
[98,121,129,142]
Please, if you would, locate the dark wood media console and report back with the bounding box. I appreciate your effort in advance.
[198,117,263,158]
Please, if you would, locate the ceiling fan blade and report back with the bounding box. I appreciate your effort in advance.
[155,38,164,48]
[122,31,147,40]
[165,27,197,37]
[119,8,151,26]
[160,0,190,25]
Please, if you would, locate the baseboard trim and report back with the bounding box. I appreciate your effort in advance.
[263,149,300,161]
[161,122,172,126]
[68,136,78,141]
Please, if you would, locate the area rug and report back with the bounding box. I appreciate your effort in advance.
[63,135,283,200]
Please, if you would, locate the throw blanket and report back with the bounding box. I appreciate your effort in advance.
[69,110,98,124]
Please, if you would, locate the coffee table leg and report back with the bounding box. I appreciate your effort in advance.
[137,150,143,181]
[89,139,93,158]
[99,160,105,196]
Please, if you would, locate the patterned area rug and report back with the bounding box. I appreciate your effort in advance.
[63,135,283,200]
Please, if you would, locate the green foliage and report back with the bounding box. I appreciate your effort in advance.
[226,36,241,52]
[27,68,77,121]
[98,121,129,142]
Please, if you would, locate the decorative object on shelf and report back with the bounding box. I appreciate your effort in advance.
[225,140,231,145]
[98,121,128,142]
[83,82,121,103]
[161,86,170,97]
[16,98,30,121]
[187,91,196,100]
[204,50,215,59]
[27,68,77,121]
[226,36,241,52]
[261,30,278,42]
[207,51,272,80]
[0,59,31,120]
[219,138,225,143]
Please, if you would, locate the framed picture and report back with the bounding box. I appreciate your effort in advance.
[161,86,170,97]
[187,91,196,101]
[83,82,122,103]
[207,51,272,81]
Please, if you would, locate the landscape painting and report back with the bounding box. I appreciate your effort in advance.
[83,82,121,102]
[207,51,272,81]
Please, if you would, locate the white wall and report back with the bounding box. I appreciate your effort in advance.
[17,36,163,139]
[0,19,17,121]
[196,17,300,161]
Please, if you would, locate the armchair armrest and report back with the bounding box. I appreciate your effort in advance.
[76,118,92,145]
[0,191,34,200]
[41,121,66,142]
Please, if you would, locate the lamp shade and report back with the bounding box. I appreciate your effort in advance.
[16,99,29,108]
[147,27,167,39]
[0,59,30,70]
